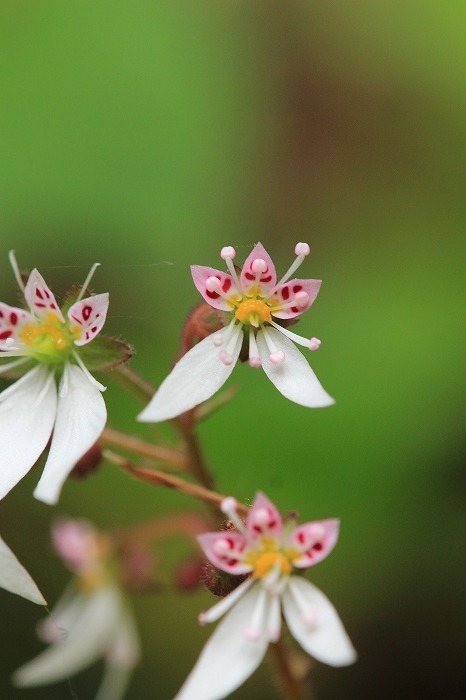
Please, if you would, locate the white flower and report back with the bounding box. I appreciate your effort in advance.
[13,520,140,700]
[0,534,46,605]
[175,493,356,700]
[138,242,334,422]
[0,253,108,504]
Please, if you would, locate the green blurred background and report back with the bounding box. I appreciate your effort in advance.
[0,1,464,698]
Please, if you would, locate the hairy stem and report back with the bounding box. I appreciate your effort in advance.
[104,449,248,516]
[101,427,187,470]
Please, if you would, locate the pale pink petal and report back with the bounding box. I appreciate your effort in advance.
[198,532,251,575]
[247,492,283,542]
[24,269,64,321]
[240,242,277,296]
[175,585,269,700]
[67,293,109,346]
[0,535,46,605]
[0,366,57,500]
[272,278,322,319]
[138,325,242,422]
[282,577,357,667]
[288,519,340,568]
[0,303,35,349]
[33,364,107,505]
[256,329,335,407]
[191,265,238,311]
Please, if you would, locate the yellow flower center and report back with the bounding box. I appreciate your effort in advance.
[18,311,78,363]
[235,299,272,325]
[244,537,298,579]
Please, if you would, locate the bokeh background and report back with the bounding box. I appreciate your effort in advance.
[0,2,464,698]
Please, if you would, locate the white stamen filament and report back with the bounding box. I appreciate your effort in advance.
[260,327,285,364]
[244,586,268,641]
[269,250,308,295]
[72,351,107,392]
[248,330,261,367]
[34,369,55,408]
[59,363,70,398]
[288,578,319,628]
[0,357,28,375]
[8,250,26,293]
[268,320,315,349]
[205,276,233,303]
[77,262,101,302]
[199,577,254,625]
[218,324,242,366]
[220,497,249,537]
[212,317,237,348]
[224,257,241,291]
[274,292,310,312]
[267,593,282,642]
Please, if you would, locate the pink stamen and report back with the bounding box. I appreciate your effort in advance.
[248,357,261,368]
[270,350,285,364]
[220,246,236,260]
[294,242,310,257]
[309,337,321,351]
[219,349,234,366]
[269,242,311,294]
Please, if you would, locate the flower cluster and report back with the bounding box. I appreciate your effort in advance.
[1,243,356,700]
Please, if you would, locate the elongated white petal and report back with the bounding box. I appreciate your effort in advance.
[0,536,46,604]
[138,326,242,422]
[0,366,57,500]
[95,665,133,700]
[95,608,140,700]
[256,328,335,407]
[13,586,122,687]
[282,577,357,666]
[33,364,106,505]
[175,584,269,700]
[200,578,254,624]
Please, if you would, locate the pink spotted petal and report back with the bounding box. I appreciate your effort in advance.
[240,242,277,296]
[197,532,252,575]
[247,492,283,542]
[67,293,109,346]
[24,269,64,322]
[288,519,340,568]
[0,303,35,348]
[191,266,238,311]
[272,278,322,319]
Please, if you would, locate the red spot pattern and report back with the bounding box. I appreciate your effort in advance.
[206,275,221,300]
[0,330,12,340]
[82,306,92,321]
[9,312,17,325]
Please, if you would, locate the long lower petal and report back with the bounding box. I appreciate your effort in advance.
[256,328,335,407]
[282,577,357,666]
[138,326,242,422]
[13,586,121,687]
[0,535,46,605]
[175,584,269,700]
[33,364,106,505]
[0,366,57,500]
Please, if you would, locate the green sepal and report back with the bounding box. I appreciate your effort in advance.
[78,334,133,372]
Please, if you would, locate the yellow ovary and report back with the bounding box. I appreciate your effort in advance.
[235,299,272,325]
[19,312,69,350]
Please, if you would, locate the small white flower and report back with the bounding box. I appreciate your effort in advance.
[175,493,356,700]
[138,242,334,422]
[13,520,140,700]
[0,253,109,504]
[0,534,46,605]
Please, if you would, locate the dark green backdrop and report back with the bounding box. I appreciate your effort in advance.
[0,2,464,699]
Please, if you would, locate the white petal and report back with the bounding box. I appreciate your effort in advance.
[138,326,242,422]
[13,586,122,687]
[33,364,106,505]
[175,584,269,700]
[95,605,140,700]
[0,535,46,605]
[0,366,57,500]
[256,328,335,407]
[282,577,357,666]
[94,665,133,700]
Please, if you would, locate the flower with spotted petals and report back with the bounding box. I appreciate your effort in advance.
[175,493,356,700]
[13,519,140,700]
[0,252,109,504]
[138,242,334,422]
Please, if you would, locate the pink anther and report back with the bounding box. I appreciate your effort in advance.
[221,497,238,514]
[220,246,236,260]
[206,276,222,293]
[295,291,309,307]
[248,356,261,368]
[294,242,310,257]
[251,258,267,273]
[270,350,286,364]
[219,350,234,366]
[308,337,321,351]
